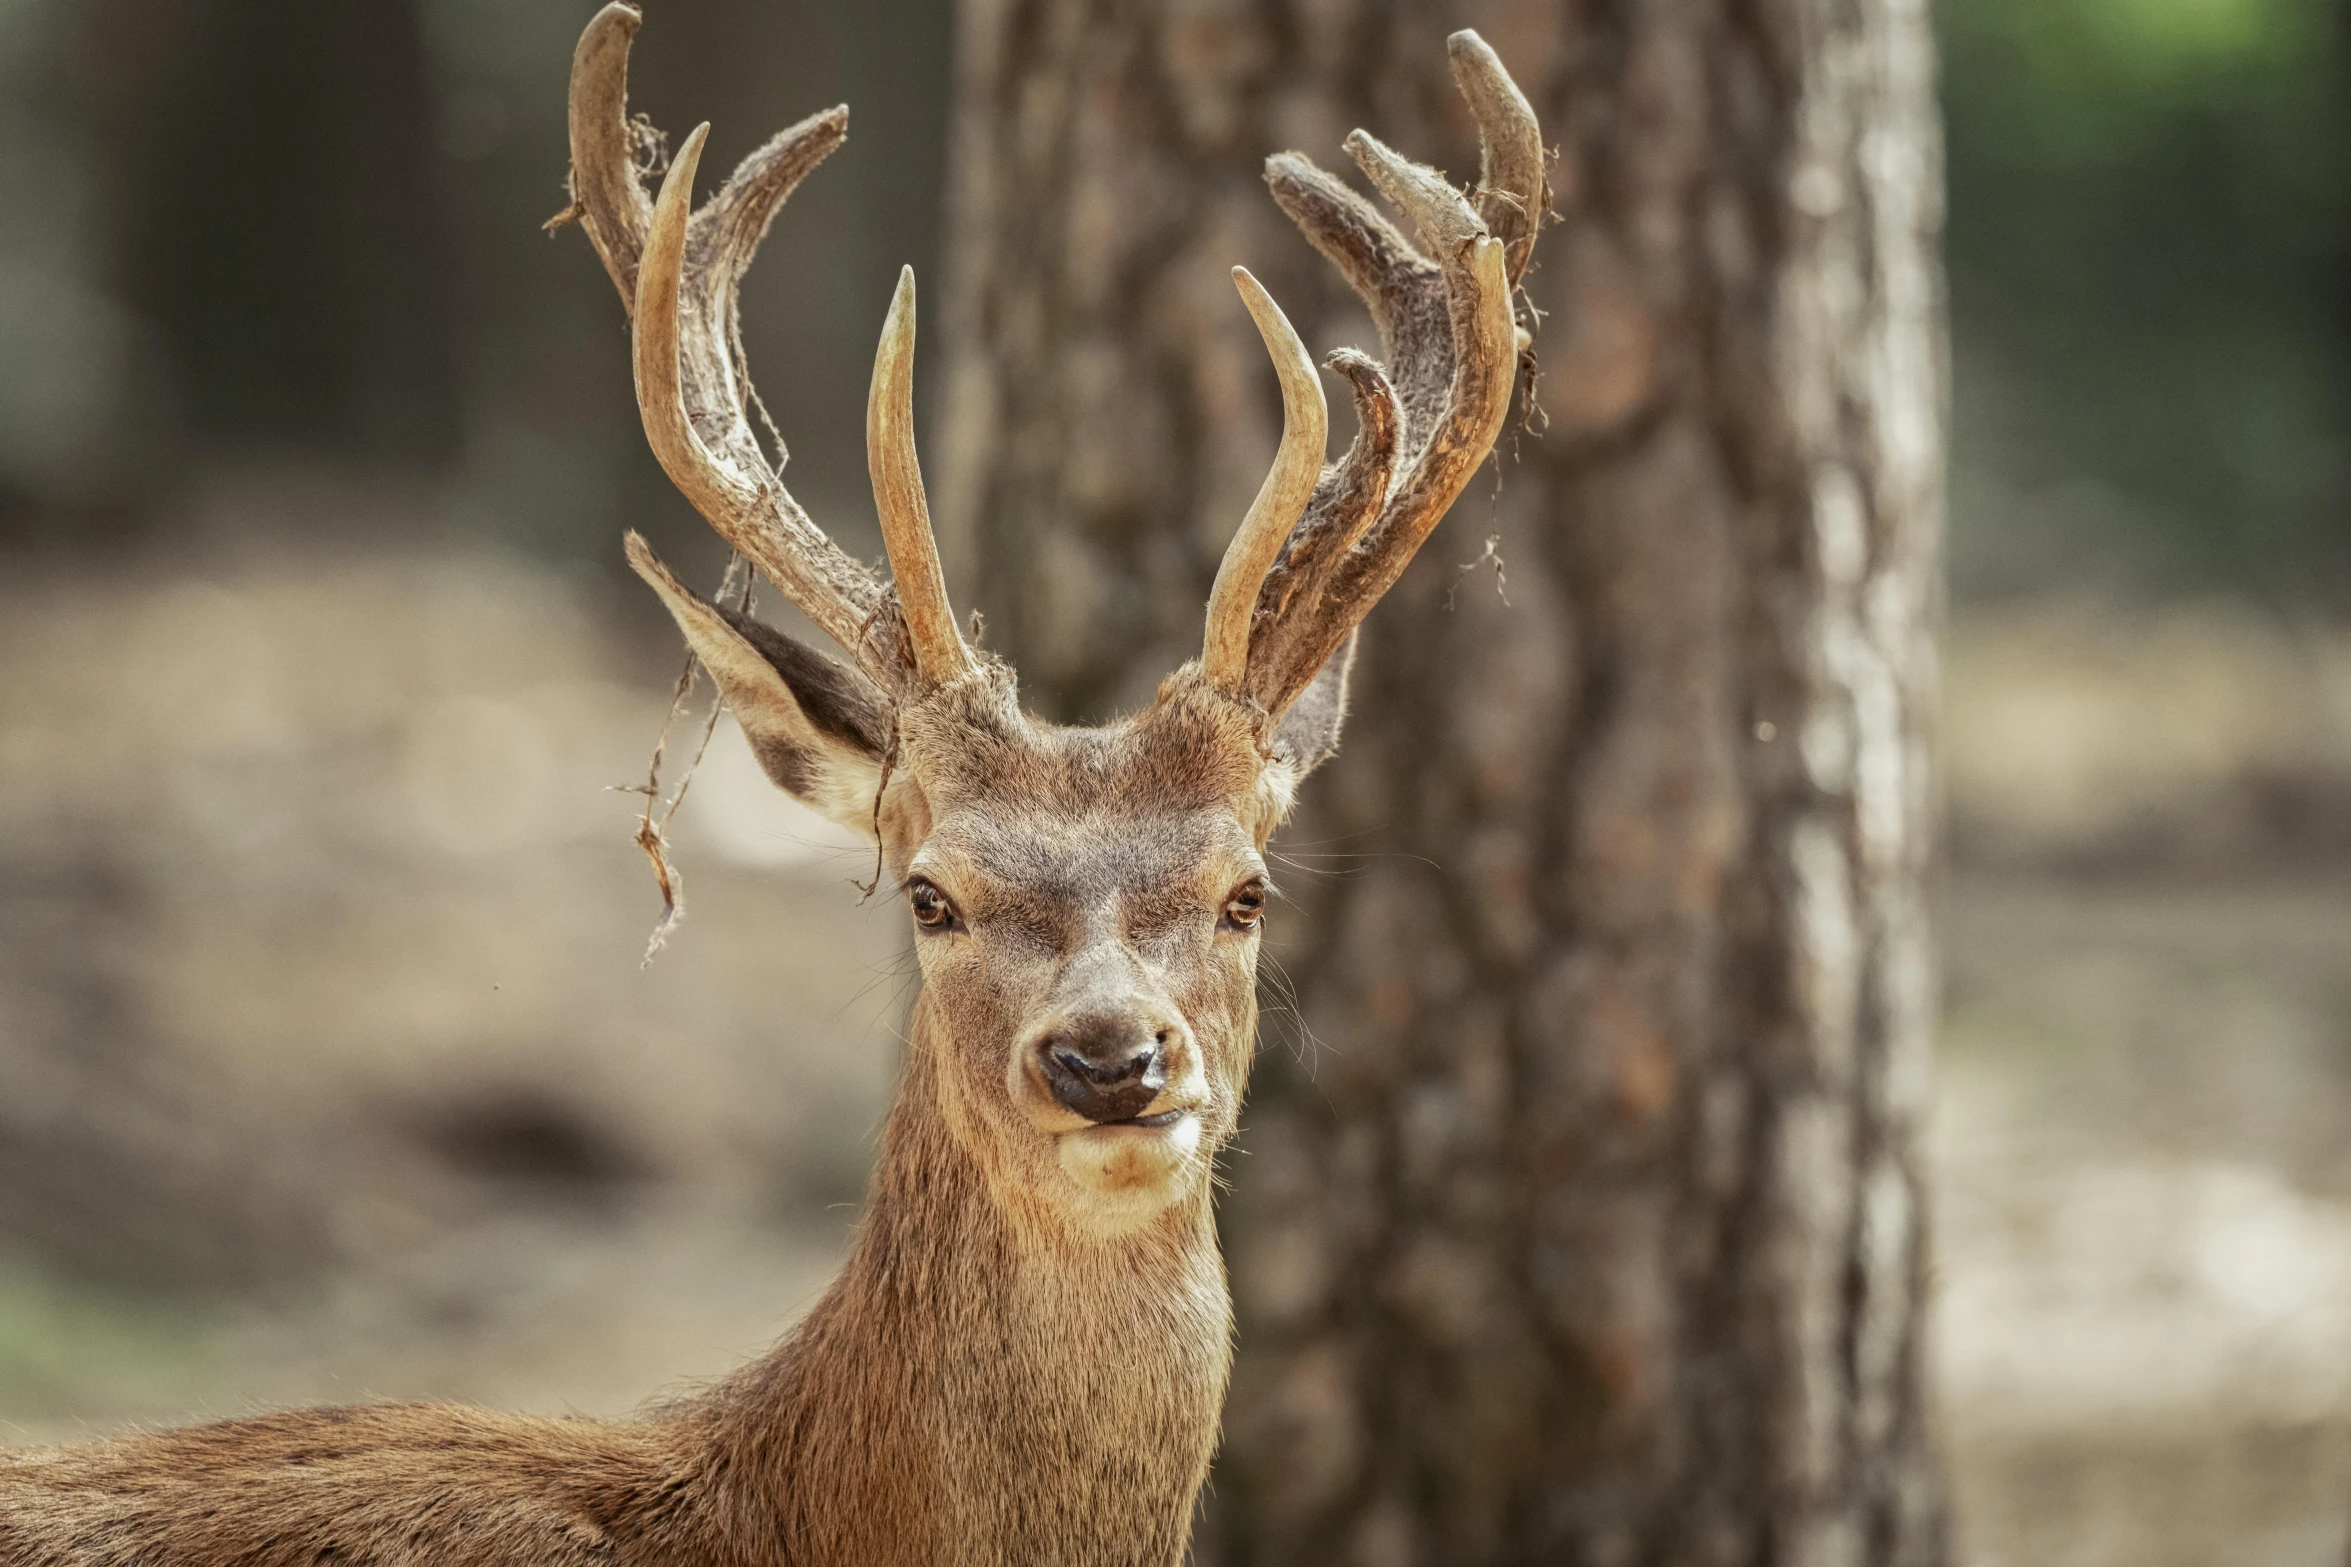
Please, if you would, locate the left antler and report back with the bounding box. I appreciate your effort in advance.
[1198,31,1547,723]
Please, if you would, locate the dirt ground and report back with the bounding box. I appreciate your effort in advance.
[2,536,2347,1564]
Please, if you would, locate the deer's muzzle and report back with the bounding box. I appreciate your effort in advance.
[1036,1014,1170,1125]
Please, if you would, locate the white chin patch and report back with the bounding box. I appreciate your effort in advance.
[1055,1115,1202,1231]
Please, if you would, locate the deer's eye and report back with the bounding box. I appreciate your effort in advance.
[1222,879,1268,933]
[907,879,958,932]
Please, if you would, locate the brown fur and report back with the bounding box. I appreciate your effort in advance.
[1,670,1308,1567]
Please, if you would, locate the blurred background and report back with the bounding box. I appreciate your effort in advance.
[0,1,2346,1562]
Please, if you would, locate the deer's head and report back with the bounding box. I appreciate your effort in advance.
[563,4,1543,1236]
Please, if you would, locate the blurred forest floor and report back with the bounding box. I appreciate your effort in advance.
[3,499,2350,1566]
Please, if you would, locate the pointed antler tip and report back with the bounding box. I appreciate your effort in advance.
[1230,273,1317,397]
[1342,130,1413,186]
[621,530,668,584]
[587,3,642,41]
[881,266,918,346]
[649,123,709,221]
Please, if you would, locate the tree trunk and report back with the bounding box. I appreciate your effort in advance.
[940,2,1948,1563]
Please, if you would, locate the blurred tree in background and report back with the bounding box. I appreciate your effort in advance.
[107,0,467,469]
[943,2,1944,1563]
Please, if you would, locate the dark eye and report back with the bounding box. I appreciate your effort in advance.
[907,879,958,932]
[1222,879,1268,932]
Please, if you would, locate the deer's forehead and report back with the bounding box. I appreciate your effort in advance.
[902,694,1273,905]
[919,803,1255,900]
[907,686,1265,808]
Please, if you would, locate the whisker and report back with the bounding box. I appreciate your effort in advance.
[1267,847,1446,873]
[836,947,922,1035]
[1263,826,1390,850]
[1254,951,1329,1079]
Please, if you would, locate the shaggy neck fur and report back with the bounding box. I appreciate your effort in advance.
[675,987,1233,1566]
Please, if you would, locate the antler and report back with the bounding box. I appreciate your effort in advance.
[1222,30,1547,722]
[868,268,973,686]
[565,2,970,698]
[1202,268,1329,691]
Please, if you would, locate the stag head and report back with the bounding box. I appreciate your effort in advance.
[564,3,1544,1237]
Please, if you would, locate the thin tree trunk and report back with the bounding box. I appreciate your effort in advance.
[941,3,1948,1563]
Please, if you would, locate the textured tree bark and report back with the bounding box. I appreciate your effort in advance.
[941,2,1948,1563]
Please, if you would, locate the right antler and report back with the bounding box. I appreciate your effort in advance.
[1230,32,1548,723]
[564,2,971,698]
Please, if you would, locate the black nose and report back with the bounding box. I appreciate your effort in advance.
[1036,1015,1168,1124]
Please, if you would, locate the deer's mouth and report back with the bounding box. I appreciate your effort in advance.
[1053,1106,1191,1140]
[1100,1108,1185,1130]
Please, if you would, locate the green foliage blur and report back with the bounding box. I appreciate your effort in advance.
[1942,0,2350,600]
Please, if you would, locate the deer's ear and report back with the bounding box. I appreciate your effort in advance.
[627,536,892,840]
[1269,631,1354,775]
[1255,632,1354,834]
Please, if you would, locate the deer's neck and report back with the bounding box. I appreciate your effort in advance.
[689,989,1231,1567]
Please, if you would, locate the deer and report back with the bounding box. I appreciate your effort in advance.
[0,7,1544,1564]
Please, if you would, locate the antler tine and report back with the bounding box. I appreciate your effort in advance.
[1204,268,1328,695]
[631,127,745,537]
[1240,29,1542,720]
[565,3,652,311]
[689,105,848,316]
[1449,31,1549,284]
[870,267,974,687]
